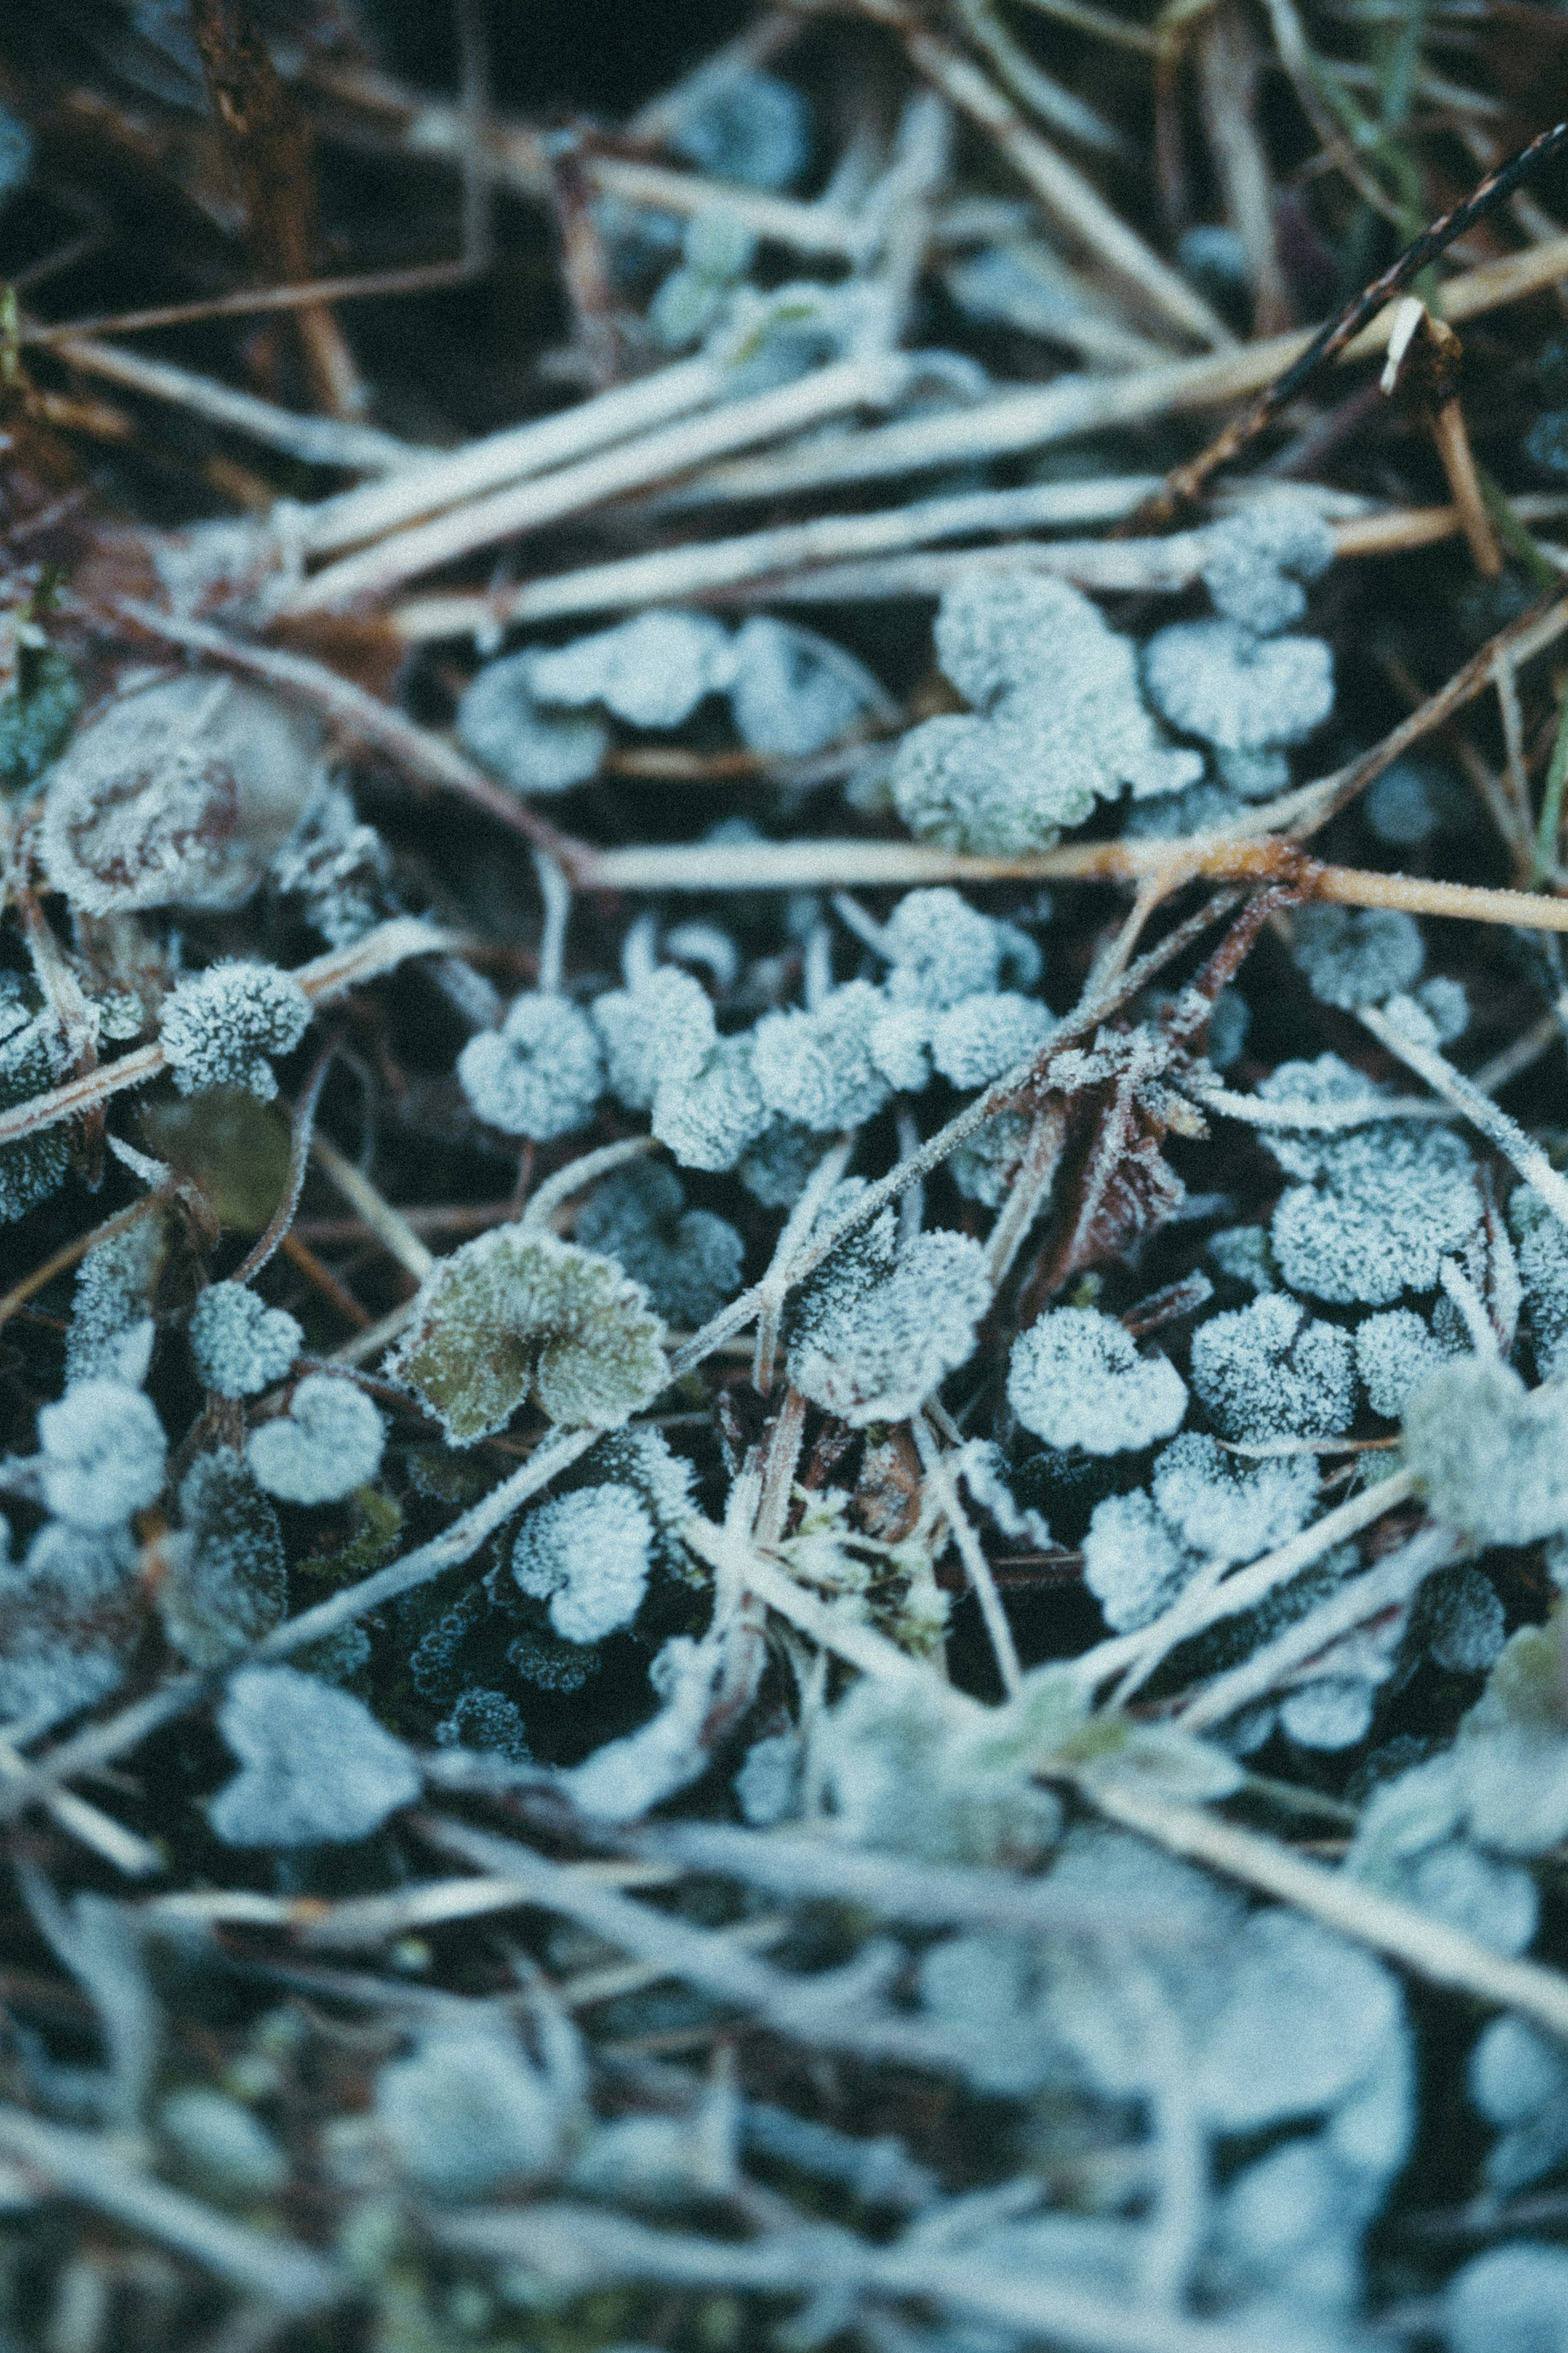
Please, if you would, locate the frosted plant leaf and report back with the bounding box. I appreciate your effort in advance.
[577,1425,698,1581]
[1207,985,1250,1067]
[1271,1126,1481,1306]
[188,1282,302,1398]
[956,1438,1054,1548]
[511,1485,654,1644]
[377,2029,559,2197]
[1082,1489,1199,1630]
[883,888,1005,1008]
[528,609,733,731]
[0,1520,140,1735]
[457,992,603,1141]
[594,964,715,1111]
[929,991,1055,1088]
[821,1673,1065,1867]
[1213,2139,1365,2315]
[1189,1293,1356,1440]
[1509,1185,1568,1381]
[671,67,811,189]
[1412,1564,1506,1675]
[1142,619,1334,753]
[159,2089,288,2201]
[159,1449,285,1666]
[1290,904,1424,1010]
[455,649,607,795]
[1366,758,1446,845]
[19,1381,168,1530]
[728,617,881,757]
[1255,1052,1395,1182]
[949,1105,1033,1206]
[509,1625,599,1691]
[388,1225,667,1442]
[1454,1624,1568,1855]
[1199,497,1335,635]
[40,675,317,916]
[1008,1308,1187,1454]
[575,1159,743,1325]
[434,1690,532,1760]
[1277,1676,1376,1749]
[735,1729,803,1824]
[891,709,1093,853]
[1403,1358,1568,1546]
[1123,777,1247,836]
[1355,1309,1460,1419]
[66,1213,169,1390]
[917,1931,1062,2096]
[0,640,79,794]
[245,1375,384,1505]
[752,981,895,1132]
[1397,1839,1540,1956]
[569,2114,719,2205]
[208,1665,420,1846]
[1416,973,1468,1044]
[1445,2244,1568,2353]
[651,1032,770,1171]
[866,1001,931,1093]
[649,211,757,349]
[1470,2018,1568,2194]
[160,962,310,1101]
[786,1209,990,1424]
[268,781,391,946]
[0,974,71,1224]
[1189,1909,1404,2133]
[1215,743,1291,798]
[1208,1224,1278,1292]
[1150,1431,1316,1564]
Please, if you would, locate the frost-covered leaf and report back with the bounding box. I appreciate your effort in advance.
[1189,1293,1356,1440]
[652,1033,771,1172]
[1271,1126,1481,1307]
[0,1518,141,1735]
[1189,1910,1404,2133]
[159,1450,285,1666]
[576,1159,743,1325]
[189,1282,302,1398]
[376,2029,562,2197]
[1142,619,1334,753]
[0,972,70,1225]
[1082,1489,1197,1630]
[1290,905,1424,1010]
[1444,2243,1568,2353]
[246,1374,384,1504]
[1355,1308,1461,1419]
[4,1381,168,1530]
[728,616,881,756]
[1199,497,1335,635]
[456,649,607,795]
[883,888,1010,1008]
[1151,1431,1316,1564]
[1453,1621,1568,1855]
[528,608,733,729]
[0,644,78,791]
[928,990,1054,1088]
[140,1086,291,1235]
[1510,1184,1568,1381]
[159,2088,289,2201]
[66,1211,170,1390]
[786,1206,990,1424]
[208,1665,420,1846]
[511,1485,655,1644]
[457,991,603,1140]
[388,1224,667,1442]
[1008,1307,1187,1455]
[753,980,895,1133]
[434,1689,532,1760]
[821,1672,1066,1867]
[1470,2018,1568,2194]
[159,962,310,1101]
[735,1729,804,1824]
[268,780,391,946]
[670,66,811,189]
[1403,1358,1568,1546]
[594,964,715,1112]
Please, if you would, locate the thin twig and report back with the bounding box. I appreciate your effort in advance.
[913,1412,1023,1695]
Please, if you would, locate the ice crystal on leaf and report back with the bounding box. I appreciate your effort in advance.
[268,781,391,947]
[728,616,882,756]
[928,990,1054,1087]
[785,1205,990,1424]
[1290,904,1425,1010]
[1470,2017,1568,2194]
[1355,1308,1461,1418]
[1415,1563,1506,1675]
[1198,497,1335,635]
[0,972,69,1224]
[1007,1307,1187,1454]
[0,1517,140,1735]
[160,962,310,1101]
[1270,1125,1481,1306]
[208,1665,420,1847]
[455,649,607,796]
[528,608,733,730]
[66,1213,169,1390]
[457,991,603,1141]
[670,67,811,190]
[882,887,1009,1008]
[434,1689,532,1760]
[1190,1293,1356,1440]
[245,1374,384,1505]
[752,980,894,1132]
[1403,1358,1568,1546]
[595,963,714,1112]
[1444,2243,1568,2353]
[1141,619,1334,754]
[40,675,317,916]
[159,1450,285,1667]
[1082,1489,1196,1630]
[949,1104,1033,1206]
[576,1158,743,1325]
[388,1225,667,1443]
[1151,1430,1316,1563]
[11,1381,169,1530]
[1510,1184,1568,1380]
[189,1282,302,1398]
[1255,1052,1392,1181]
[511,1485,655,1645]
[821,1672,1067,1867]
[377,2030,563,2198]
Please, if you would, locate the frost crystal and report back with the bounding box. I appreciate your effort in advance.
[670,68,811,190]
[0,1519,140,1734]
[1007,1308,1187,1454]
[189,1282,302,1398]
[160,962,310,1101]
[1199,498,1335,635]
[1142,619,1334,754]
[1255,1052,1393,1181]
[729,616,881,756]
[456,648,607,795]
[268,781,391,946]
[949,1105,1033,1206]
[0,973,70,1224]
[1355,1308,1460,1420]
[928,991,1054,1088]
[891,574,1203,855]
[528,608,732,730]
[1445,2244,1568,2353]
[66,1215,167,1390]
[208,1665,420,1846]
[1510,1185,1568,1381]
[1150,1430,1316,1563]
[575,1159,743,1325]
[1082,1490,1196,1630]
[594,964,715,1111]
[388,1225,668,1442]
[27,1381,167,1530]
[1403,1357,1568,1546]
[512,1485,654,1644]
[752,981,894,1132]
[1290,904,1424,1010]
[246,1375,385,1505]
[376,2031,560,2197]
[786,1208,991,1424]
[1189,1293,1356,1440]
[1470,2017,1568,2194]
[160,1450,286,1666]
[882,888,1009,1008]
[457,992,603,1140]
[434,1690,532,1760]
[822,1672,1066,1867]
[1270,1126,1481,1306]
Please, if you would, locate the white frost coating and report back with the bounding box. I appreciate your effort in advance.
[528,608,733,730]
[1445,2244,1568,2353]
[246,1374,385,1505]
[511,1485,655,1644]
[1270,1126,1481,1307]
[653,1032,771,1170]
[1189,1293,1356,1441]
[1199,498,1335,636]
[752,980,895,1132]
[65,1217,165,1390]
[670,67,811,190]
[457,992,604,1140]
[1082,1489,1197,1630]
[1142,619,1334,753]
[34,1380,167,1529]
[208,1665,420,1846]
[1007,1308,1187,1454]
[160,1448,285,1666]
[929,991,1055,1088]
[376,2031,561,2197]
[189,1282,303,1398]
[0,1519,140,1734]
[1149,1431,1316,1565]
[1355,1309,1460,1420]
[1403,1357,1568,1546]
[729,616,882,756]
[159,961,311,1101]
[159,2089,289,2199]
[1290,904,1424,1010]
[1470,2017,1568,2195]
[1510,1184,1568,1381]
[575,1159,744,1325]
[594,964,715,1111]
[456,649,607,796]
[883,888,1007,1008]
[787,1210,991,1425]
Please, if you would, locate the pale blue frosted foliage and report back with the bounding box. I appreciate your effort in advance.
[737,1117,822,1206]
[159,1449,285,1667]
[1125,776,1249,833]
[653,1033,770,1170]
[735,1729,804,1824]
[1212,2138,1368,2318]
[1271,1126,1481,1306]
[246,1374,385,1505]
[1199,498,1335,635]
[1255,1053,1392,1182]
[0,973,70,1224]
[376,2030,560,2197]
[1278,1677,1378,1751]
[1454,1624,1568,1856]
[458,992,603,1140]
[883,888,1008,1008]
[512,1485,655,1644]
[1142,619,1334,753]
[866,1001,931,1093]
[268,781,391,946]
[649,210,757,349]
[1082,1489,1198,1630]
[1190,1293,1356,1440]
[948,1105,1032,1206]
[670,68,811,190]
[1510,1185,1568,1381]
[31,1381,167,1529]
[729,616,882,756]
[1445,2244,1568,2353]
[753,981,894,1132]
[1208,1224,1278,1291]
[160,962,310,1100]
[1008,1308,1187,1454]
[1470,2018,1568,2194]
[209,1666,420,1846]
[456,650,607,796]
[1414,1565,1506,1675]
[434,1690,532,1760]
[189,1282,302,1398]
[528,609,733,730]
[576,1159,743,1325]
[66,1216,165,1390]
[1290,904,1424,1010]
[159,2090,288,2200]
[787,1209,990,1424]
[0,1518,140,1735]
[1404,1359,1568,1546]
[1151,1431,1316,1564]
[1355,1309,1460,1419]
[580,1425,697,1579]
[595,964,714,1112]
[821,1673,1065,1868]
[1417,974,1469,1043]
[928,991,1054,1087]
[1367,760,1444,845]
